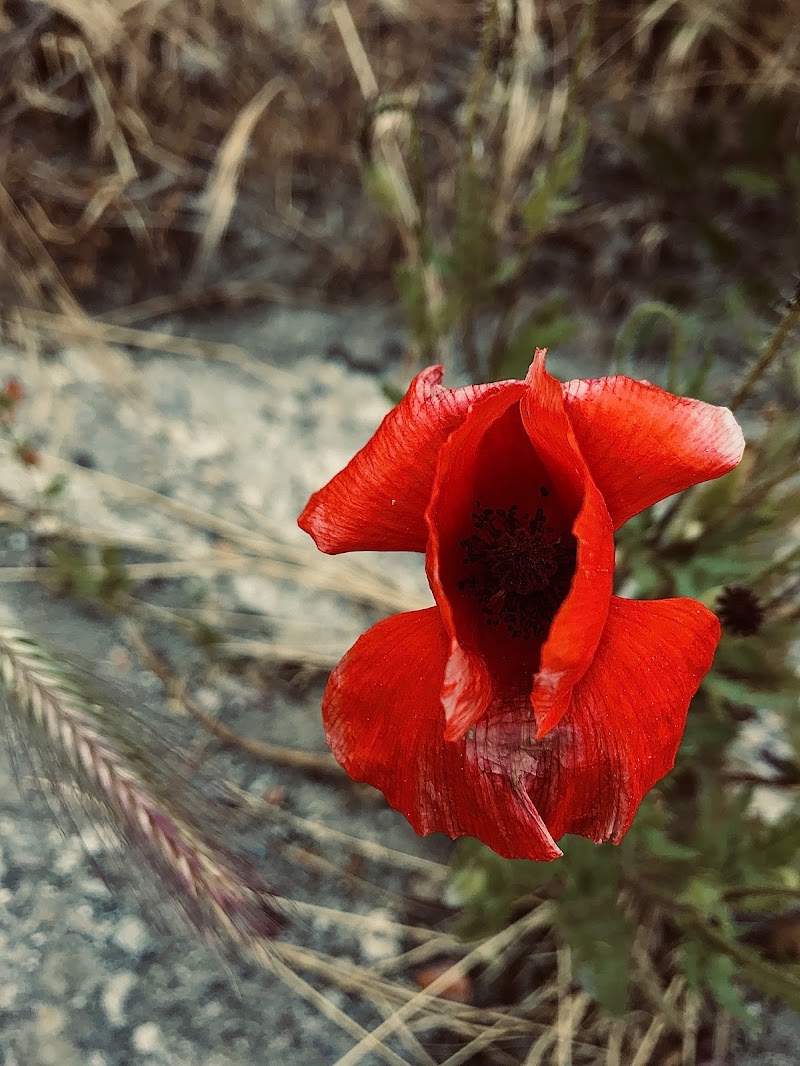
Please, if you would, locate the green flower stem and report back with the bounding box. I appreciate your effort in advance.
[611,301,687,387]
[729,295,800,412]
[487,0,597,379]
[558,0,598,154]
[649,297,800,546]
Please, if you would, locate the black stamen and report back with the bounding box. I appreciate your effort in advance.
[458,501,576,640]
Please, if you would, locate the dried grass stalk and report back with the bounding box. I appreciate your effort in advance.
[3,0,797,308]
[0,626,287,946]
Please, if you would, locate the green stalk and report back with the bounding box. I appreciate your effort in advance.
[650,294,800,546]
[729,295,800,412]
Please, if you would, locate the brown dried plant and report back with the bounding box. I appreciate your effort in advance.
[1,0,798,312]
[0,625,287,949]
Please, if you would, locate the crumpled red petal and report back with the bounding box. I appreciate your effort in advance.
[563,375,745,530]
[299,367,509,555]
[493,595,721,845]
[521,351,615,738]
[323,607,563,861]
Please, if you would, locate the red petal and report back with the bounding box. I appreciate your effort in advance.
[563,375,745,530]
[299,367,509,554]
[519,596,720,843]
[521,351,615,737]
[424,383,542,740]
[323,608,562,861]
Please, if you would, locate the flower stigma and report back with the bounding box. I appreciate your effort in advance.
[458,493,577,640]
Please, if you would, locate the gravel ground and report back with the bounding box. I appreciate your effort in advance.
[0,305,796,1064]
[0,306,445,1066]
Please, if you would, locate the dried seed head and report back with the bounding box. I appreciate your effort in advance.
[717,585,765,637]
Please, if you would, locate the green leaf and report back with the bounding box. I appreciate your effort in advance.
[559,895,631,1016]
[682,940,749,1019]
[523,121,586,235]
[448,866,488,907]
[450,840,559,935]
[683,914,800,1013]
[450,161,498,309]
[364,163,405,223]
[491,254,525,288]
[394,261,451,356]
[575,950,629,1017]
[706,675,792,712]
[642,826,699,863]
[723,167,781,198]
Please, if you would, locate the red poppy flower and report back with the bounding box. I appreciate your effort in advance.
[299,351,745,860]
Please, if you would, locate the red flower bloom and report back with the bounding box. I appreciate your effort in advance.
[299,351,745,860]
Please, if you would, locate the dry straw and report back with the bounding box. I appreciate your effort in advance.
[0,626,288,946]
[2,0,798,312]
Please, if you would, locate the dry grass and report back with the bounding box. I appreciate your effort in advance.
[1,0,799,315]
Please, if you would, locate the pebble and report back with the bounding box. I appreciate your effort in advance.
[112,916,150,954]
[102,972,135,1027]
[132,1023,163,1055]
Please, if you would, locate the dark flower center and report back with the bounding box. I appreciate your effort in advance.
[457,496,577,640]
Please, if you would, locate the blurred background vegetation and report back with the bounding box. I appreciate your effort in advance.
[1,1,799,1063]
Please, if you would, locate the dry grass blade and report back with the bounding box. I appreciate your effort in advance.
[188,78,287,287]
[0,436,428,616]
[122,620,342,776]
[255,800,449,881]
[9,306,295,389]
[629,976,684,1066]
[0,184,82,314]
[37,0,123,52]
[2,0,798,316]
[60,37,138,184]
[331,903,556,1066]
[556,945,573,1066]
[262,952,416,1066]
[0,626,288,949]
[331,0,418,235]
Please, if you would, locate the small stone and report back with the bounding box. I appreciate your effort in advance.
[132,1022,162,1054]
[0,984,17,1009]
[415,961,473,1003]
[359,911,399,961]
[112,915,150,954]
[103,972,135,1027]
[36,1004,66,1035]
[52,843,81,876]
